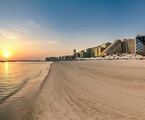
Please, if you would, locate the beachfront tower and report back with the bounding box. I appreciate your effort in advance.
[135,35,145,55]
[73,49,76,58]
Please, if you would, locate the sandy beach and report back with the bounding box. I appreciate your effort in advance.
[1,60,145,120]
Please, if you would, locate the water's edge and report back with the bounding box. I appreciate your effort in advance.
[0,62,53,105]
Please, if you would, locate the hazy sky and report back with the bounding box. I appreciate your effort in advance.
[0,0,145,60]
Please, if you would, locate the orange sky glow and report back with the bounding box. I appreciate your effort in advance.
[0,23,72,60]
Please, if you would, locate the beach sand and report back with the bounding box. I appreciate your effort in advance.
[1,60,145,120]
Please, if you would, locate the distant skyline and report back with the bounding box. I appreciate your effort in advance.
[0,0,145,60]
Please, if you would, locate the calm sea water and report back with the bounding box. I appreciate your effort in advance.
[0,62,52,104]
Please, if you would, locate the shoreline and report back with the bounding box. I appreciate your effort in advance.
[0,62,53,120]
[1,61,145,120]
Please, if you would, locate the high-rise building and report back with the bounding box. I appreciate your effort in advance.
[101,40,122,56]
[91,42,111,57]
[72,35,145,59]
[122,39,135,54]
[73,49,76,58]
[135,35,145,55]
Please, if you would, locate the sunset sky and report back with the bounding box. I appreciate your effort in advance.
[0,0,145,60]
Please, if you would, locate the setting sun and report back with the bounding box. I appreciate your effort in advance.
[3,51,11,58]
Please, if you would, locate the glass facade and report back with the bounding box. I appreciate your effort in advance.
[136,37,144,54]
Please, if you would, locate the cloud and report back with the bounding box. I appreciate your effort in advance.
[27,20,40,29]
[9,24,28,33]
[46,40,58,44]
[25,40,58,46]
[6,35,18,40]
[0,29,19,40]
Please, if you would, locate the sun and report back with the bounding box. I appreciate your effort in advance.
[3,51,11,58]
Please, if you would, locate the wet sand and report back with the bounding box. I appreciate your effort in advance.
[1,60,145,120]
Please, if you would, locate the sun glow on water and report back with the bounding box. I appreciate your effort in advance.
[5,62,9,75]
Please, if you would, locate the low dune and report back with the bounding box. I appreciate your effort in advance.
[1,60,145,120]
